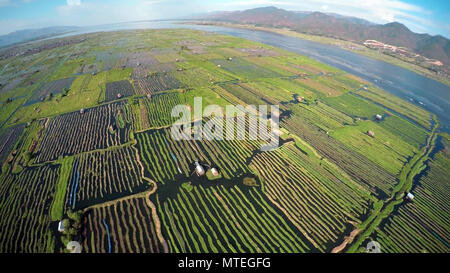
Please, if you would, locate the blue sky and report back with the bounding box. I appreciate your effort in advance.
[0,0,449,37]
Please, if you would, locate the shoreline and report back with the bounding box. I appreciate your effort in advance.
[186,21,450,87]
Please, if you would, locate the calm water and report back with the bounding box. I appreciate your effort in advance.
[54,21,450,131]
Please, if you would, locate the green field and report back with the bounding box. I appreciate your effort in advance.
[0,28,447,254]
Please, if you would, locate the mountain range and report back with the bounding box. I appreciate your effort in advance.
[196,6,450,65]
[0,26,79,48]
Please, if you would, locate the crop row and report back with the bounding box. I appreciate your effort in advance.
[282,115,397,197]
[34,102,132,163]
[64,146,148,211]
[105,80,135,102]
[0,124,25,168]
[134,73,182,94]
[250,144,371,252]
[373,151,449,253]
[139,93,183,128]
[0,164,59,252]
[212,58,280,80]
[356,87,431,129]
[30,77,74,103]
[156,184,309,252]
[378,115,428,149]
[81,197,165,253]
[136,118,266,183]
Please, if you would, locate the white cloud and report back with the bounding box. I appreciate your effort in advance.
[0,0,446,37]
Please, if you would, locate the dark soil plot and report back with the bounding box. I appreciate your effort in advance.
[125,52,158,68]
[131,67,150,80]
[134,74,181,94]
[34,102,132,163]
[0,77,24,94]
[77,63,98,75]
[81,197,166,253]
[0,164,59,252]
[0,124,24,167]
[94,51,122,71]
[105,80,135,102]
[131,64,176,80]
[150,48,177,55]
[30,77,74,103]
[65,146,148,211]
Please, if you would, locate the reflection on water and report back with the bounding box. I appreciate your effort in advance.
[51,20,450,132]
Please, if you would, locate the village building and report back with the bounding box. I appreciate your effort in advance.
[58,220,65,233]
[375,114,382,120]
[194,162,205,176]
[210,167,219,177]
[367,130,375,137]
[405,192,414,202]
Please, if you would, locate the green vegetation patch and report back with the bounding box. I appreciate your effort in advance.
[331,121,418,175]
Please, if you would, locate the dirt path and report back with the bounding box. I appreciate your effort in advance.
[82,191,148,211]
[331,224,360,253]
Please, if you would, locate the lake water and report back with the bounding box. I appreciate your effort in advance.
[54,20,450,132]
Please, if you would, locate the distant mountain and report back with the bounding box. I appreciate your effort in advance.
[197,6,450,65]
[0,26,80,48]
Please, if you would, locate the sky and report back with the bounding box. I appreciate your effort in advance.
[0,0,449,37]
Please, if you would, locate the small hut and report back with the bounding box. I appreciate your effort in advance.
[363,86,368,91]
[367,130,375,137]
[375,114,382,120]
[80,108,85,114]
[194,162,205,176]
[297,96,304,103]
[210,167,219,177]
[147,93,152,99]
[227,57,233,61]
[405,192,414,202]
[175,58,180,62]
[217,64,221,68]
[58,221,65,233]
[117,93,122,99]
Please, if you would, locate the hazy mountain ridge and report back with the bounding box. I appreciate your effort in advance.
[0,26,80,48]
[198,6,449,65]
